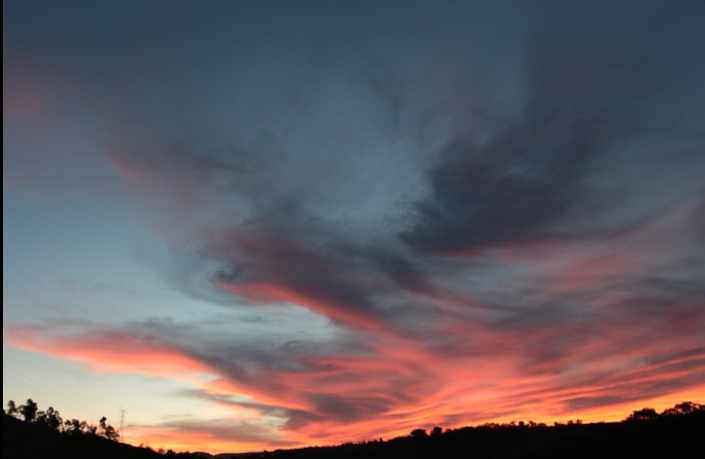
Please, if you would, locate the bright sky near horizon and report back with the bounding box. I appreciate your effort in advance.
[4,0,705,454]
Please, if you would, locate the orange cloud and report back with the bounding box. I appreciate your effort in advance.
[5,326,213,380]
[4,304,704,454]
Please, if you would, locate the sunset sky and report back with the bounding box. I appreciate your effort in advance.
[3,0,705,454]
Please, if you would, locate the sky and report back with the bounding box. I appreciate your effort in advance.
[3,0,705,454]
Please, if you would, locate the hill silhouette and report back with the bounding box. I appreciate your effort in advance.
[3,413,197,459]
[256,403,705,459]
[4,401,703,458]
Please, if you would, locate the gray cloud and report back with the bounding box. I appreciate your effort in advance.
[400,110,601,252]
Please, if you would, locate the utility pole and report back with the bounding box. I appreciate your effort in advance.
[118,408,127,443]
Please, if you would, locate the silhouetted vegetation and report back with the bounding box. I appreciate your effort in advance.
[4,400,703,458]
[5,398,117,439]
[254,402,704,459]
[3,399,198,459]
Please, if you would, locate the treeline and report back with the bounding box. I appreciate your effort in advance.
[256,401,705,459]
[3,399,197,458]
[5,399,119,441]
[623,401,703,420]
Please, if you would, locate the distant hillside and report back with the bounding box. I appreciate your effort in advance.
[3,414,191,459]
[258,410,705,459]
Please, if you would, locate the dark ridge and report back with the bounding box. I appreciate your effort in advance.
[256,406,705,459]
[4,402,703,458]
[3,414,195,459]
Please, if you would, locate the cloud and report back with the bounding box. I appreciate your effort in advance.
[4,0,705,452]
[399,110,601,253]
[135,418,298,453]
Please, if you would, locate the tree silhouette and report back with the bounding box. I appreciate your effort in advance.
[36,406,63,432]
[6,400,19,418]
[662,401,703,416]
[65,418,100,436]
[100,416,120,441]
[625,408,660,421]
[65,418,86,436]
[18,399,39,423]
